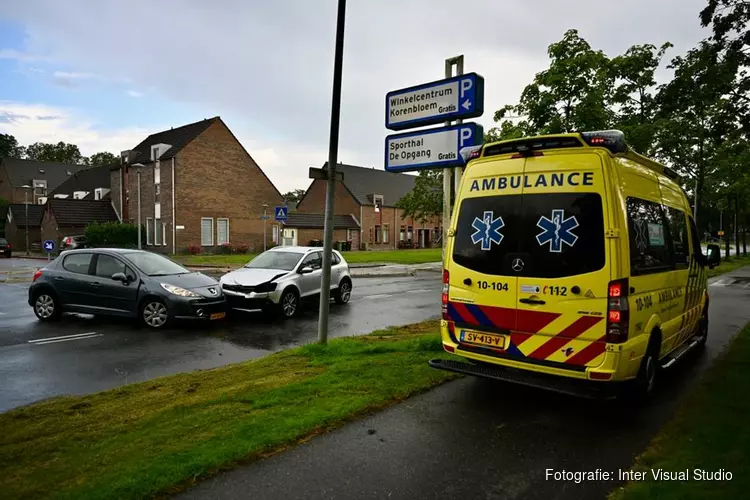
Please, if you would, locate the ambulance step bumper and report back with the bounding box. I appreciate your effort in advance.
[428,359,620,399]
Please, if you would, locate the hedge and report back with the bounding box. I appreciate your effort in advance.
[84,222,144,248]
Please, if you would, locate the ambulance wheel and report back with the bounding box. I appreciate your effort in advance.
[696,308,709,348]
[632,337,660,399]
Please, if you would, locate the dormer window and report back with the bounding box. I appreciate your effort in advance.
[38,168,45,174]
[373,195,384,213]
[152,146,160,161]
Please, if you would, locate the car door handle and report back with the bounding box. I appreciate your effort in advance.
[520,298,546,305]
[54,277,64,281]
[91,282,100,287]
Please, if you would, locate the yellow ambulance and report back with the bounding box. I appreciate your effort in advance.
[430,130,722,398]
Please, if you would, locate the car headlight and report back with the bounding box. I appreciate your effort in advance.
[160,283,200,297]
[255,282,278,293]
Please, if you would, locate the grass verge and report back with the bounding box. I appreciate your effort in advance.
[0,321,457,500]
[610,323,750,500]
[174,248,442,267]
[707,254,750,277]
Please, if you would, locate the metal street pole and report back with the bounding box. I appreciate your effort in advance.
[317,0,346,345]
[263,204,268,252]
[442,56,463,264]
[137,169,142,250]
[25,190,29,256]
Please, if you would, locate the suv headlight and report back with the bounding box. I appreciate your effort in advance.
[254,282,278,293]
[161,283,200,297]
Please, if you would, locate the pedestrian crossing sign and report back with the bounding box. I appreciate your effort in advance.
[275,206,288,221]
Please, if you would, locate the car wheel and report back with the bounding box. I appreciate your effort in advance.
[333,278,352,304]
[33,291,61,321]
[631,342,659,400]
[279,289,299,319]
[696,308,708,348]
[141,299,170,329]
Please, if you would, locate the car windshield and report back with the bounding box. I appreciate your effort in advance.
[0,238,7,244]
[244,251,302,271]
[123,252,190,276]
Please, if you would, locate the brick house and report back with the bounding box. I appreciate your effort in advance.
[51,164,114,201]
[0,158,86,205]
[296,163,442,250]
[4,203,46,251]
[41,199,119,248]
[110,117,284,254]
[280,213,360,247]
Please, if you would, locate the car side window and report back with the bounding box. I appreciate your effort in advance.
[95,254,127,279]
[62,253,94,275]
[664,206,689,269]
[626,197,673,276]
[331,252,341,265]
[301,252,323,270]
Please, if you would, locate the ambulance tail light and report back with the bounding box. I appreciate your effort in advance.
[606,278,630,343]
[442,269,450,319]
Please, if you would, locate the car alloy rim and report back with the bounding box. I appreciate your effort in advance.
[144,302,168,327]
[283,293,297,317]
[35,295,54,318]
[340,282,351,302]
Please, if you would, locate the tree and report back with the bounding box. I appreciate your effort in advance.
[494,30,613,136]
[86,151,118,167]
[282,189,306,203]
[396,170,443,224]
[610,42,673,154]
[24,141,84,164]
[0,134,24,158]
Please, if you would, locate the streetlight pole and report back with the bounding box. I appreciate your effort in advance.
[317,0,347,345]
[25,189,29,256]
[132,163,144,249]
[263,204,269,252]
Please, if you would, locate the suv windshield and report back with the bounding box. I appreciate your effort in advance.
[452,192,605,278]
[245,251,303,271]
[123,252,190,276]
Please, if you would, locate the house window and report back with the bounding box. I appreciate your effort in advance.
[375,225,382,243]
[154,163,161,184]
[407,226,413,241]
[154,184,160,203]
[152,146,160,162]
[146,218,154,245]
[95,189,103,200]
[155,219,162,246]
[154,203,161,219]
[400,225,406,242]
[272,225,279,243]
[374,195,384,213]
[217,218,230,245]
[33,180,47,203]
[382,224,389,244]
[162,222,168,246]
[201,218,214,246]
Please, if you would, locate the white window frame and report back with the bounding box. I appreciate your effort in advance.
[146,218,154,245]
[201,217,214,246]
[272,225,279,243]
[217,218,230,246]
[162,222,168,246]
[382,224,389,244]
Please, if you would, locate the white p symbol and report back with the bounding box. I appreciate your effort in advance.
[460,127,473,147]
[460,77,473,98]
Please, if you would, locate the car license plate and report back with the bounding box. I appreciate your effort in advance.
[460,330,506,348]
[210,312,226,320]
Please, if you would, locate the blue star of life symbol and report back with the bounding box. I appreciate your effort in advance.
[471,211,505,251]
[536,209,579,253]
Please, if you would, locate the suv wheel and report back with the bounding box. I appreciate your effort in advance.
[696,308,709,347]
[333,279,352,304]
[141,300,170,329]
[33,291,61,321]
[280,289,299,318]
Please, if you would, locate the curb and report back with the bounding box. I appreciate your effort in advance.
[352,271,416,278]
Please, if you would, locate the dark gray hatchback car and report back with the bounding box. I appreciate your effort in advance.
[28,249,227,328]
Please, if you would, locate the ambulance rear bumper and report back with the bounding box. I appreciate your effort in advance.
[428,358,623,399]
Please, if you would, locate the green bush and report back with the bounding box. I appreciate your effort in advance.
[85,222,143,248]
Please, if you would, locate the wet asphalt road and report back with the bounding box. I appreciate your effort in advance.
[0,260,441,412]
[180,268,750,500]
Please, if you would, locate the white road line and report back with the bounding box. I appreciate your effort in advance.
[364,293,393,299]
[406,289,431,294]
[709,280,729,287]
[32,334,102,345]
[28,331,100,343]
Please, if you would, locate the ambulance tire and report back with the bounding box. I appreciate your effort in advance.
[696,307,709,348]
[631,335,660,400]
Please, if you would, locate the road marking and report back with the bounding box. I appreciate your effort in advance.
[28,332,101,344]
[364,293,392,299]
[31,334,103,345]
[709,279,729,287]
[406,288,431,294]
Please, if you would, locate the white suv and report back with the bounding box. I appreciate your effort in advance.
[219,246,352,318]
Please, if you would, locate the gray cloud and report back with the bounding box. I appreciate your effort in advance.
[0,111,30,124]
[0,0,710,190]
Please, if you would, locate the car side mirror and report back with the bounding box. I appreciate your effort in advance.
[706,244,721,269]
[111,272,128,283]
[299,266,314,275]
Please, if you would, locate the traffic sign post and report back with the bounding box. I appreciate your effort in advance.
[274,206,289,222]
[42,240,55,261]
[385,122,483,172]
[385,72,484,130]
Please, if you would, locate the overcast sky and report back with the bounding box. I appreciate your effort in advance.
[0,0,709,193]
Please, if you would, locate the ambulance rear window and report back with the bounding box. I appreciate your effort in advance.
[452,193,605,278]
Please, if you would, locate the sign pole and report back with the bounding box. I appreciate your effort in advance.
[442,56,463,264]
[453,56,465,195]
[318,0,347,345]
